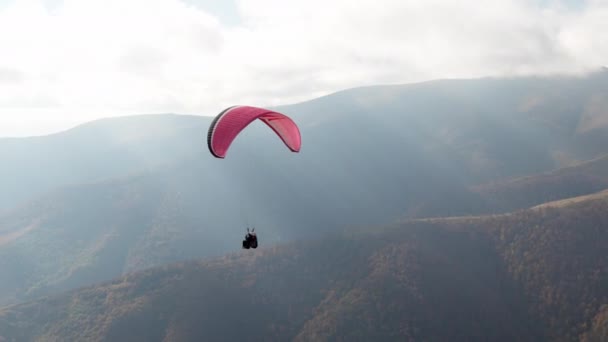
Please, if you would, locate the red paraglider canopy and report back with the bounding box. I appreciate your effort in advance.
[207,105,301,158]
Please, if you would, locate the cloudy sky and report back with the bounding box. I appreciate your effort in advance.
[0,0,605,136]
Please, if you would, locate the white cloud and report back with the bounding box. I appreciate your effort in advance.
[0,0,606,136]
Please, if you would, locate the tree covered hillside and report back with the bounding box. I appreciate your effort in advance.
[1,192,606,341]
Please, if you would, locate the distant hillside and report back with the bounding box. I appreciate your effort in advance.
[531,189,608,209]
[279,68,608,181]
[1,70,608,307]
[0,157,345,306]
[411,153,608,218]
[474,154,608,211]
[1,192,606,341]
[0,114,206,212]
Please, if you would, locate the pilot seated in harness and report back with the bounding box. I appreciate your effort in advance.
[242,227,258,249]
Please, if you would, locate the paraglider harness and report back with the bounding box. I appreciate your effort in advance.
[242,228,258,249]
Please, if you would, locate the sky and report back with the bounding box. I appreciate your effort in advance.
[0,0,606,137]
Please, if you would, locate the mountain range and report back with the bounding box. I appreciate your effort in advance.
[0,70,607,341]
